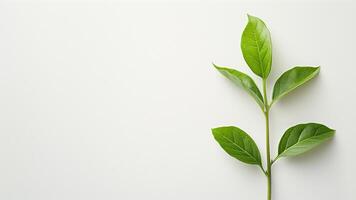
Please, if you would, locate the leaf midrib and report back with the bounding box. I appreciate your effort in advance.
[216,66,264,109]
[222,135,260,164]
[279,130,334,157]
[272,67,319,104]
[251,22,265,77]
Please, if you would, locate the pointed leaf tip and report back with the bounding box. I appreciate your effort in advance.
[213,64,264,109]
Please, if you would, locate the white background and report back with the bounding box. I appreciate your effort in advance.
[0,1,354,200]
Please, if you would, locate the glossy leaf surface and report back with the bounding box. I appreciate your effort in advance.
[212,126,262,166]
[241,15,272,78]
[277,123,335,159]
[272,66,320,104]
[214,64,264,109]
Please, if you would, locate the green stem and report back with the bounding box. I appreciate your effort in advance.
[262,79,272,200]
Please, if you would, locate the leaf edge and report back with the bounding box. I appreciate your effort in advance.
[271,66,320,106]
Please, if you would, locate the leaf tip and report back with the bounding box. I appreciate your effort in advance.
[246,13,255,21]
[212,63,225,72]
[246,13,255,18]
[211,127,217,134]
[211,127,221,139]
[313,66,321,75]
[246,14,264,24]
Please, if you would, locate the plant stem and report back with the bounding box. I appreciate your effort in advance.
[262,79,272,200]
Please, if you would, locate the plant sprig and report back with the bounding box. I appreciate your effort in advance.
[212,14,335,200]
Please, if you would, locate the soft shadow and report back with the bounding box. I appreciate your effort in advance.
[224,156,265,176]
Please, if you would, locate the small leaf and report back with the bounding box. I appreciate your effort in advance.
[241,14,272,78]
[272,66,320,104]
[212,126,262,166]
[277,123,335,159]
[214,64,264,109]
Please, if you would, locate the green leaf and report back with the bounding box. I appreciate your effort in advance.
[241,14,272,78]
[213,64,264,109]
[272,66,320,104]
[212,126,262,166]
[277,123,335,159]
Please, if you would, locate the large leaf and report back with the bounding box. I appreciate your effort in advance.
[277,123,335,159]
[212,126,262,166]
[241,14,272,78]
[214,64,264,109]
[272,66,320,104]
